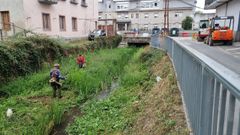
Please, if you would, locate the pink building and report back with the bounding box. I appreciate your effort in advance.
[0,0,98,39]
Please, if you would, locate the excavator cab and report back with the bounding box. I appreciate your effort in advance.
[206,16,234,46]
[197,19,210,41]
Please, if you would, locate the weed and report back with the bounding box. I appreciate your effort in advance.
[0,47,135,134]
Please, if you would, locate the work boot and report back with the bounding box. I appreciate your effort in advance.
[58,89,62,99]
[53,89,57,98]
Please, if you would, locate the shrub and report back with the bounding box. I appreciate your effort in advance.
[0,36,122,85]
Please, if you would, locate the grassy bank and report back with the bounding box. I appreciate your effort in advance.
[66,47,188,135]
[0,48,135,134]
[0,36,121,85]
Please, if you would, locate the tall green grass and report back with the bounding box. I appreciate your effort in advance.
[0,48,136,134]
[66,48,164,134]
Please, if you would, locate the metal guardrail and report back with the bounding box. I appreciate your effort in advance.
[162,37,240,135]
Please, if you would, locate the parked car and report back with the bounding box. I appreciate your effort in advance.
[88,29,106,41]
[169,28,180,37]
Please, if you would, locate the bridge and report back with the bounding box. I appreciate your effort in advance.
[154,37,240,135]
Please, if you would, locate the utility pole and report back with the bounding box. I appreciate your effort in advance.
[137,0,140,32]
[105,0,108,36]
[164,0,169,35]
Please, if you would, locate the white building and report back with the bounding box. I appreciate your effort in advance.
[0,0,98,39]
[99,0,194,31]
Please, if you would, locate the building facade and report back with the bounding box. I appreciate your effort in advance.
[98,0,193,32]
[0,0,98,39]
[205,0,240,41]
[193,11,215,30]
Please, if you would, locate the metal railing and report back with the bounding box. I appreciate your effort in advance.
[0,22,37,41]
[161,37,240,135]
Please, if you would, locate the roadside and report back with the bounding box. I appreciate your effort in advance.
[169,37,240,74]
[127,50,188,135]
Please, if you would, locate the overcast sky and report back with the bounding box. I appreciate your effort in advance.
[196,0,205,9]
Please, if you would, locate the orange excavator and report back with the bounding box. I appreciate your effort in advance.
[205,16,234,46]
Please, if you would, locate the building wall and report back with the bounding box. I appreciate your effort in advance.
[22,0,98,38]
[0,0,25,35]
[216,0,240,31]
[193,12,215,29]
[215,0,240,41]
[98,0,193,31]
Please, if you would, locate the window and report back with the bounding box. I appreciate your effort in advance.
[144,24,148,30]
[42,13,51,30]
[131,14,134,18]
[174,12,182,18]
[59,15,66,31]
[81,0,87,7]
[1,11,11,31]
[72,17,77,31]
[154,13,158,18]
[144,13,149,18]
[136,13,139,19]
[117,15,121,19]
[70,0,79,4]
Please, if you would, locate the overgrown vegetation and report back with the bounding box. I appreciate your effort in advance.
[66,47,188,135]
[0,36,188,134]
[0,36,122,94]
[0,36,63,83]
[0,48,135,134]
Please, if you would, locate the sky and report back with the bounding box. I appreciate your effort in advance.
[196,0,205,9]
[197,0,205,8]
[195,0,216,13]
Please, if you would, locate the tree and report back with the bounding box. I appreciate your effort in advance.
[182,16,193,30]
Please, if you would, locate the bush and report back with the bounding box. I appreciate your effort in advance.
[0,36,122,85]
[0,36,63,84]
[182,16,193,30]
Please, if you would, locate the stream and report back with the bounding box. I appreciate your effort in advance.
[50,80,120,135]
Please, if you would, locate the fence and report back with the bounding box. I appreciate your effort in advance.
[162,37,240,135]
[0,22,30,41]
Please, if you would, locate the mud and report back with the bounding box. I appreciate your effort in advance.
[50,107,82,135]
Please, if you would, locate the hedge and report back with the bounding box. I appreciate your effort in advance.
[0,36,122,84]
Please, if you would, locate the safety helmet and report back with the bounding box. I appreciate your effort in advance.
[54,63,60,67]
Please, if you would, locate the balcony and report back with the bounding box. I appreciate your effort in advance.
[70,0,79,5]
[38,0,58,4]
[205,0,229,9]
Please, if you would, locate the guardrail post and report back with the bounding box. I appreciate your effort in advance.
[211,80,221,135]
[217,87,227,135]
[238,106,240,135]
[199,68,214,135]
[225,93,236,135]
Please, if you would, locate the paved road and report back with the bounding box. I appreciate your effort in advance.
[162,37,240,75]
[215,43,240,58]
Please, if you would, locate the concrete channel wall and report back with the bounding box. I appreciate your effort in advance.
[162,37,240,135]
